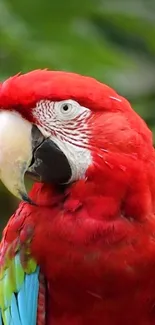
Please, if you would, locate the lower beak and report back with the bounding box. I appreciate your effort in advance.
[0,111,71,202]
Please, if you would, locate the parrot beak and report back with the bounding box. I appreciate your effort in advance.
[0,110,71,203]
[0,111,33,201]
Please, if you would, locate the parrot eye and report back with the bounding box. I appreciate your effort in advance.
[60,102,72,115]
[62,104,69,112]
[56,100,82,121]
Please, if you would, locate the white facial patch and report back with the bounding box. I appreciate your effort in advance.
[33,99,92,182]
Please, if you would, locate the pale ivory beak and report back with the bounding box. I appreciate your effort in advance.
[0,110,32,201]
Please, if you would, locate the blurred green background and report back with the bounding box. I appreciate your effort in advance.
[0,0,155,237]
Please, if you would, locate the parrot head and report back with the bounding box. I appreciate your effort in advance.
[0,70,154,219]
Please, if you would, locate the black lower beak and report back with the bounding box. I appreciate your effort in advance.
[27,126,71,184]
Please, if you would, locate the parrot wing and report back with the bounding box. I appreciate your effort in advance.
[0,228,40,325]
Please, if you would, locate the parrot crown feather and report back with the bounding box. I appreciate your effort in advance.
[0,70,152,157]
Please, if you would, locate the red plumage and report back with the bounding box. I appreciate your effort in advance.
[1,70,155,324]
[0,70,117,110]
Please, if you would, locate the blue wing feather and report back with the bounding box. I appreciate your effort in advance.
[25,269,39,325]
[18,281,29,325]
[10,294,21,325]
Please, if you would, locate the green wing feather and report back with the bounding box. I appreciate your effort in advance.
[0,239,39,325]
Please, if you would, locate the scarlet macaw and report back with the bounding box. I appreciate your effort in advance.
[0,70,155,325]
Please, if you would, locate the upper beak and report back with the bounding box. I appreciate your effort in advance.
[0,110,71,203]
[0,111,33,201]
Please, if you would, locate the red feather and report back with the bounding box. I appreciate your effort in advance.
[1,71,155,324]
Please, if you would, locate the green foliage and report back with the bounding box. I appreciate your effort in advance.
[0,0,155,235]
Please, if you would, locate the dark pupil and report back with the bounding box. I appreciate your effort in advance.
[63,104,69,111]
